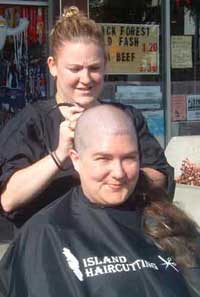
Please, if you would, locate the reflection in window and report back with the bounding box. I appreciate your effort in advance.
[89,0,161,24]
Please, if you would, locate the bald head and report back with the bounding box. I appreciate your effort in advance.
[74,104,138,154]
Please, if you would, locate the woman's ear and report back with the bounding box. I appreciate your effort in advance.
[68,149,80,173]
[47,56,57,78]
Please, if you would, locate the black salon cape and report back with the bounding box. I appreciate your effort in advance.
[0,187,197,297]
[0,99,174,226]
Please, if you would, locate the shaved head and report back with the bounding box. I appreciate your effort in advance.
[74,104,138,154]
[70,104,140,206]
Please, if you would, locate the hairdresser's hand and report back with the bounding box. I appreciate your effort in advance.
[55,104,85,163]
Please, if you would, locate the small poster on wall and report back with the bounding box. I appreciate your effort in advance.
[171,95,187,121]
[171,36,193,69]
[187,95,200,121]
[184,8,198,35]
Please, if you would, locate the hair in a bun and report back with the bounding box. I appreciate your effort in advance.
[49,6,106,60]
[62,6,80,18]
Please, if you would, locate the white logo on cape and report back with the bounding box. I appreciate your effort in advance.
[62,247,84,281]
[62,250,179,281]
[158,255,179,272]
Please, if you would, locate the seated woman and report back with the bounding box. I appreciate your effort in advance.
[0,105,198,297]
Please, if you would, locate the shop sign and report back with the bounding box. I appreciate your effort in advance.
[101,23,159,75]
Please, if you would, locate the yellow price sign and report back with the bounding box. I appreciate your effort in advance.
[101,23,159,75]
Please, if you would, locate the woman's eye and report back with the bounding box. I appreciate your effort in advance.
[90,66,100,71]
[96,157,105,161]
[95,156,109,162]
[127,156,136,160]
[125,156,138,162]
[69,68,80,73]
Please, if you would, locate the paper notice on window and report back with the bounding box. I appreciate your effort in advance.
[184,8,198,35]
[171,36,192,69]
[187,95,200,121]
[171,95,187,122]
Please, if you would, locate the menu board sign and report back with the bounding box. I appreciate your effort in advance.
[101,23,159,75]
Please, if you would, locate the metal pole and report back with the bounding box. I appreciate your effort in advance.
[59,0,62,16]
[48,0,55,98]
[162,0,171,146]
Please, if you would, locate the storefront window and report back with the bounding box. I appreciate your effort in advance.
[0,1,49,128]
[170,0,200,136]
[89,0,165,147]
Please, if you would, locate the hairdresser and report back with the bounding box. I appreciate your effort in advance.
[0,6,174,227]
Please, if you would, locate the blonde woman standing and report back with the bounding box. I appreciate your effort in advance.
[0,7,174,227]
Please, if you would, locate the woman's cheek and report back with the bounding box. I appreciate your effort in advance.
[90,165,109,181]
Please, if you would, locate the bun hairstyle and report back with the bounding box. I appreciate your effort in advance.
[62,6,79,18]
[49,6,106,59]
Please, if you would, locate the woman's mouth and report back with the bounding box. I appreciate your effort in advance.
[107,183,124,190]
[77,87,92,93]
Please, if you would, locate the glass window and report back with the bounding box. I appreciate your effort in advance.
[89,0,165,147]
[0,3,49,128]
[170,1,200,136]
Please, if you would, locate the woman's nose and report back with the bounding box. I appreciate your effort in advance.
[111,160,125,179]
[80,68,91,84]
